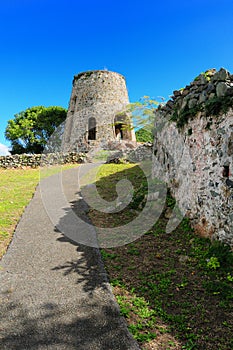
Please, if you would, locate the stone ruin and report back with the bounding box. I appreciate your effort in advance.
[153,68,233,246]
[62,70,136,153]
[60,67,233,246]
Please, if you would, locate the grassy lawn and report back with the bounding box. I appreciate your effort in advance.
[0,164,78,259]
[88,164,233,350]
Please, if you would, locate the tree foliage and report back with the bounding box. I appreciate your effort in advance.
[127,96,165,138]
[5,106,67,154]
[135,127,153,143]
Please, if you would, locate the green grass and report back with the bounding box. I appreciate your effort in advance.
[0,164,78,258]
[81,163,138,190]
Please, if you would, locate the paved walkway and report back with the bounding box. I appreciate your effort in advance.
[0,165,140,350]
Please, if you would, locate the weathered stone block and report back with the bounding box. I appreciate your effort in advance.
[216,82,228,97]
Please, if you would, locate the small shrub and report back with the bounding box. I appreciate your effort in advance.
[207,241,233,269]
[206,256,220,270]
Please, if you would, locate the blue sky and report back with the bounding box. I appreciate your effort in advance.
[0,0,233,153]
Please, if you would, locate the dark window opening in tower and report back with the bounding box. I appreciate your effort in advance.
[88,117,96,140]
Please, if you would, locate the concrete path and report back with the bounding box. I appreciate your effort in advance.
[0,165,140,350]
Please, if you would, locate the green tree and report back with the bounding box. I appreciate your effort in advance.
[127,96,165,140]
[5,106,67,154]
[135,127,154,143]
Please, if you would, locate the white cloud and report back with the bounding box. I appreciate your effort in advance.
[0,143,10,156]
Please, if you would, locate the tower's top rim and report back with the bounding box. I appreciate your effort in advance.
[74,70,125,81]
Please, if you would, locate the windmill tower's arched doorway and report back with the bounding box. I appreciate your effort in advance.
[114,114,132,140]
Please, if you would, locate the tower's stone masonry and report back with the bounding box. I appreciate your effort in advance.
[153,68,233,246]
[62,70,135,152]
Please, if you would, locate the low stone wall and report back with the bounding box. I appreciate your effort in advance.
[153,68,233,246]
[0,152,86,169]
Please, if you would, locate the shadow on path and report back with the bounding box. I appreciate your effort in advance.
[53,235,109,296]
[0,298,133,350]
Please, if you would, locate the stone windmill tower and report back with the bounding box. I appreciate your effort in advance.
[62,70,136,152]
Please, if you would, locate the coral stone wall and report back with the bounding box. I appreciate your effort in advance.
[0,153,86,169]
[153,68,233,246]
[62,70,136,152]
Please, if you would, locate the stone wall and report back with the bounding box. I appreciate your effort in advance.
[62,70,136,153]
[0,152,86,169]
[153,68,233,246]
[105,142,153,163]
